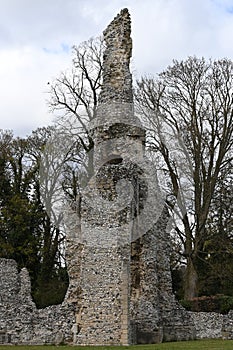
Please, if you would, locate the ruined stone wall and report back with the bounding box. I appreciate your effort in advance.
[0,8,233,346]
[99,8,133,104]
[191,312,223,339]
[73,7,194,345]
[0,258,75,345]
[1,252,233,344]
[64,8,137,346]
[223,311,233,339]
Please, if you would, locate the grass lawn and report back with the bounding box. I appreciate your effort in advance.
[0,339,233,350]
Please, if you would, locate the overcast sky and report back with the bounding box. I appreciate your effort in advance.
[1,0,233,136]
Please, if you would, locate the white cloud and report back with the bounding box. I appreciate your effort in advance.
[0,0,233,136]
[0,46,71,136]
[131,0,233,75]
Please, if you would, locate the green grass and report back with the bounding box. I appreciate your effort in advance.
[0,339,233,350]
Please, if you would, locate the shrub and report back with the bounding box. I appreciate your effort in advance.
[180,295,233,314]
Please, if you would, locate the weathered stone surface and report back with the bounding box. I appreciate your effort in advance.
[99,8,132,104]
[64,9,145,345]
[69,6,195,345]
[222,310,233,339]
[0,258,75,345]
[191,312,223,339]
[0,8,233,345]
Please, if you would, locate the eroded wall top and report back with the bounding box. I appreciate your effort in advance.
[99,8,133,104]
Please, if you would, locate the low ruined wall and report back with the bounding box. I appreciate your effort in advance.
[222,311,233,339]
[1,258,233,344]
[189,310,233,340]
[0,258,75,345]
[191,311,223,339]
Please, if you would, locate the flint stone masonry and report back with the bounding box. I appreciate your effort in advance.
[67,7,195,345]
[223,311,233,339]
[99,8,133,104]
[1,257,233,344]
[191,312,223,339]
[0,8,233,345]
[0,258,75,344]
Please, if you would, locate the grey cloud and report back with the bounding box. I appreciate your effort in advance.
[1,0,233,136]
[0,0,103,49]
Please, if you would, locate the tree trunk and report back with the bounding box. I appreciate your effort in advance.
[184,257,198,300]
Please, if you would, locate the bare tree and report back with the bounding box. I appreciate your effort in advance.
[135,57,233,299]
[48,36,104,176]
[38,37,104,278]
[46,35,104,221]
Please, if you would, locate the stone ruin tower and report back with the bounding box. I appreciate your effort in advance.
[1,8,233,345]
[65,8,195,345]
